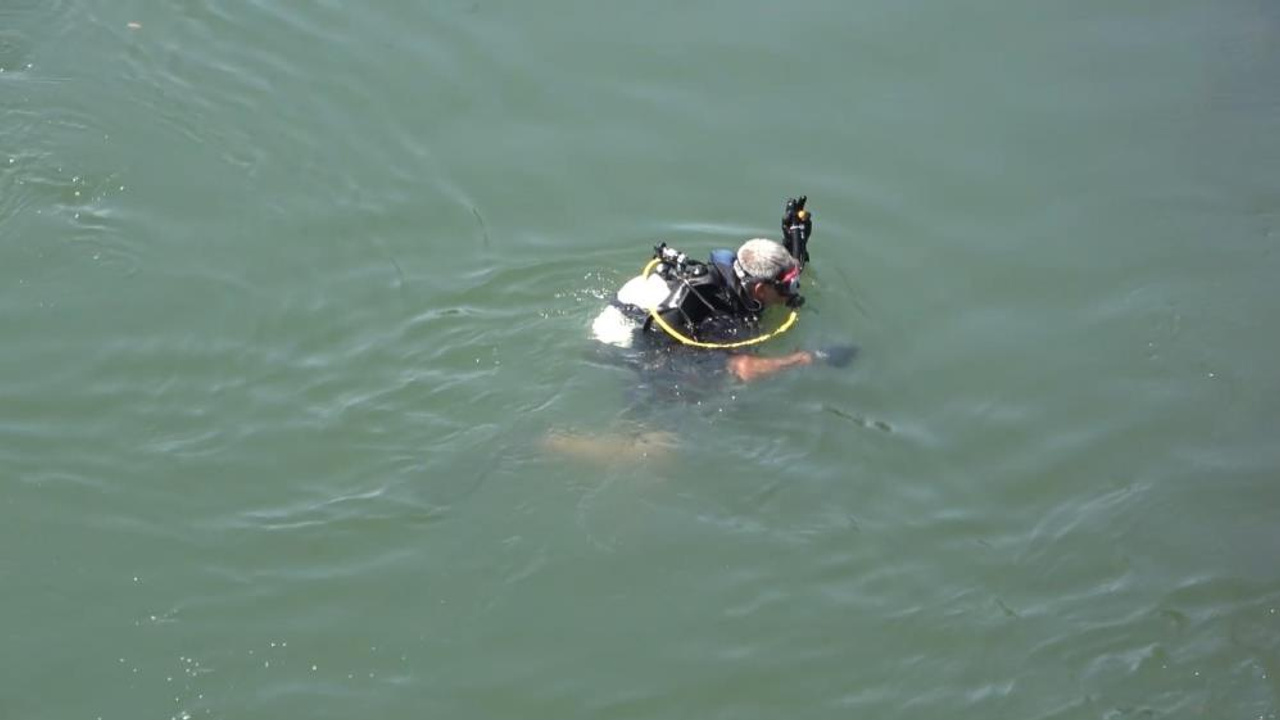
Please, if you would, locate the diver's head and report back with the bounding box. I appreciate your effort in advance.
[735,238,804,308]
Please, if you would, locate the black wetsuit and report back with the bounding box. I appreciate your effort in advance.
[624,249,763,346]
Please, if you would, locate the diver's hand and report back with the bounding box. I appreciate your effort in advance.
[810,344,857,368]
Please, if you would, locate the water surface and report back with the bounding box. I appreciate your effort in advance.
[3,1,1279,718]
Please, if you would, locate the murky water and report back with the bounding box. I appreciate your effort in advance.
[3,1,1279,718]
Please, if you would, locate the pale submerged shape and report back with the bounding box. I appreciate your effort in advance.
[590,305,638,348]
[590,273,670,348]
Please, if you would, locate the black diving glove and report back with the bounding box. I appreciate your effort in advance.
[811,344,857,368]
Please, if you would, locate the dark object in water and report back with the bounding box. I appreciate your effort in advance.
[782,195,813,268]
[813,344,858,368]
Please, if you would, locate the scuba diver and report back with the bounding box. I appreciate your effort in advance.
[589,195,855,383]
[544,196,854,463]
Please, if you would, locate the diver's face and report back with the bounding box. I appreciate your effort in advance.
[752,281,788,306]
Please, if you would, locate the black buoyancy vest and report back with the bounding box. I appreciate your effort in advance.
[649,250,758,340]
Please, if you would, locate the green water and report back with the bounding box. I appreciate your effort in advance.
[4,1,1279,718]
